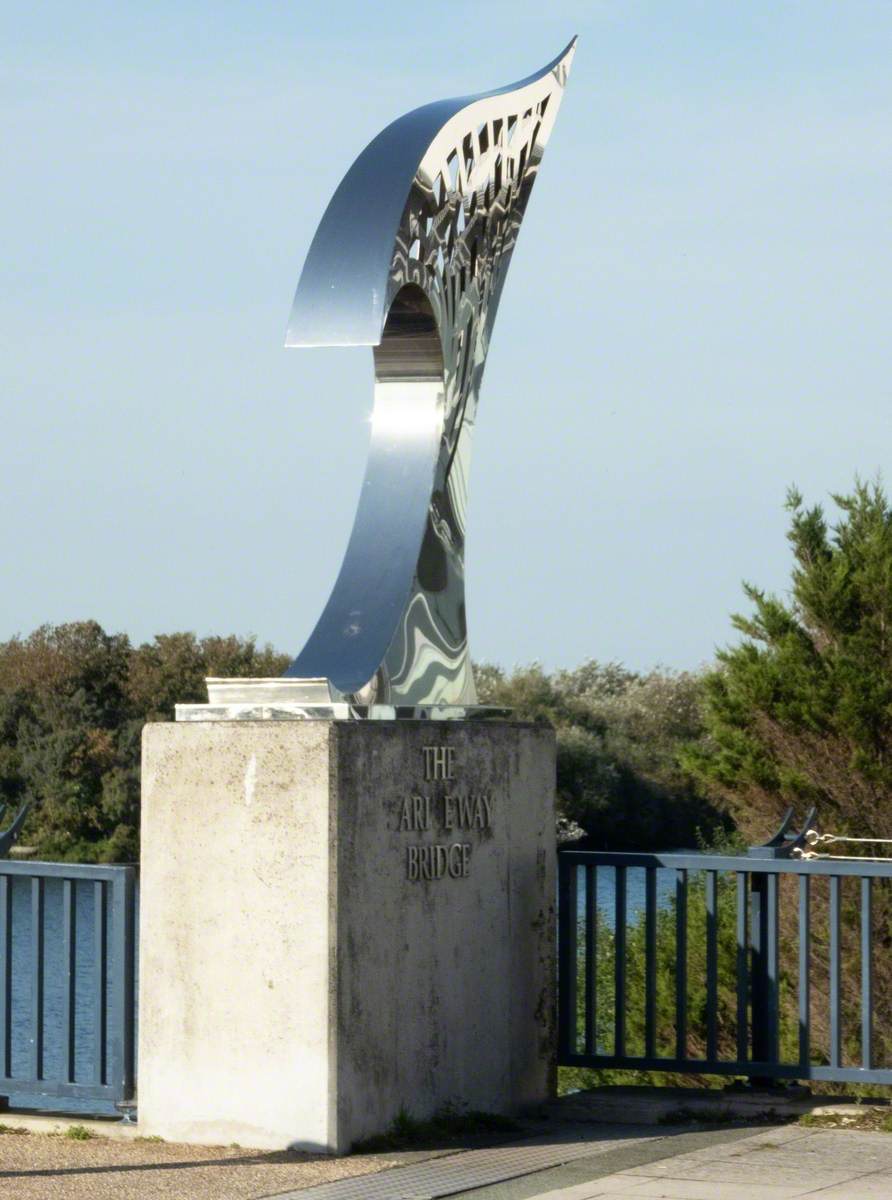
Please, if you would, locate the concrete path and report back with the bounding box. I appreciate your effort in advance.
[444,1124,892,1200]
[4,1116,892,1198]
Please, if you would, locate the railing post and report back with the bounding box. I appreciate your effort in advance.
[109,867,137,1103]
[557,855,577,1060]
[861,876,873,1070]
[750,870,778,1083]
[830,874,842,1069]
[0,875,9,1100]
[584,865,597,1056]
[615,866,627,1059]
[736,871,748,1063]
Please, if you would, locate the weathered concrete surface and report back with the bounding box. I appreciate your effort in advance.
[139,720,555,1152]
[139,721,333,1151]
[541,1085,887,1127]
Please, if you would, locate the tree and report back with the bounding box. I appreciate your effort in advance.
[476,660,725,849]
[126,631,290,720]
[0,622,290,861]
[685,478,892,842]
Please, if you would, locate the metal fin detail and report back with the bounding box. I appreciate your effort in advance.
[0,799,30,858]
[286,40,576,704]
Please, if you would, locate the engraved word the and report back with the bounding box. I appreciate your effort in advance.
[423,745,455,781]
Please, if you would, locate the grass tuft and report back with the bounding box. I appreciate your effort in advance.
[64,1125,94,1140]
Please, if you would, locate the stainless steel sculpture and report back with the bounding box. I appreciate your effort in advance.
[285,40,576,708]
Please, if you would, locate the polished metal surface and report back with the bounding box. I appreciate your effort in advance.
[176,701,513,722]
[286,40,576,705]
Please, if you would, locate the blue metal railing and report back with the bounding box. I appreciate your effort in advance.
[558,848,892,1085]
[0,860,136,1107]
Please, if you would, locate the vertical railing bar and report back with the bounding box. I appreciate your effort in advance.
[861,875,873,1071]
[557,858,577,1059]
[93,880,108,1086]
[798,874,810,1068]
[675,868,687,1061]
[0,876,10,1079]
[736,871,748,1062]
[706,870,718,1063]
[109,868,136,1101]
[614,865,626,1059]
[767,872,779,1065]
[584,865,596,1056]
[645,867,657,1059]
[62,879,76,1083]
[30,877,44,1081]
[750,871,770,1078]
[829,874,841,1069]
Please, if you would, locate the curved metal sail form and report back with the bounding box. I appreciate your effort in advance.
[286,40,576,706]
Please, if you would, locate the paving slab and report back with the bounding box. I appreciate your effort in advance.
[553,1129,892,1200]
[622,1126,892,1189]
[443,1124,892,1200]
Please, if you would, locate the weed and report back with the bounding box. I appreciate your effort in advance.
[64,1125,94,1141]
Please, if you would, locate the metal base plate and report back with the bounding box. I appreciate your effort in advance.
[175,702,512,722]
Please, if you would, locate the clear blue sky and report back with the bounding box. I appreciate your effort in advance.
[2,2,891,672]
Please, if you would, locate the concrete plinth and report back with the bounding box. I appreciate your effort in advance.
[138,720,556,1152]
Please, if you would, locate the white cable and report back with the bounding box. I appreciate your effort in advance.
[806,830,892,846]
[764,828,892,861]
[793,848,892,862]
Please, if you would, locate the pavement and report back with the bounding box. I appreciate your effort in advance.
[444,1124,892,1199]
[4,1098,892,1199]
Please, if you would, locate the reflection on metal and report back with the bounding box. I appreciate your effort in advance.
[285,40,576,706]
[0,799,30,857]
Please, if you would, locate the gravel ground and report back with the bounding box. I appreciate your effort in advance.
[0,1128,403,1200]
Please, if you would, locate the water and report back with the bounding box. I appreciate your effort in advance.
[576,863,676,925]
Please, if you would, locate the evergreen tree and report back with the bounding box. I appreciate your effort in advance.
[685,479,892,840]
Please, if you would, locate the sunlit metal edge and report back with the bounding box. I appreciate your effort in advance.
[176,703,513,722]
